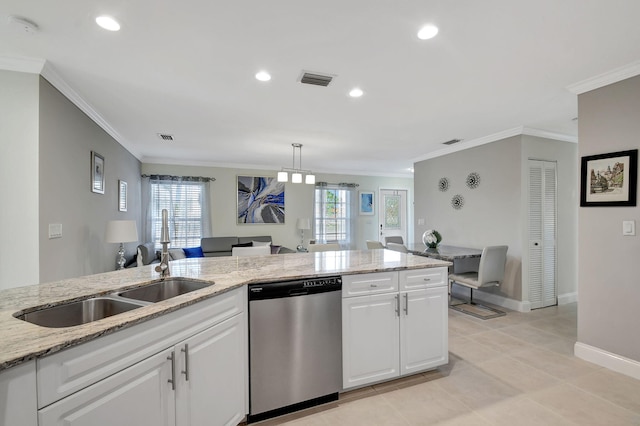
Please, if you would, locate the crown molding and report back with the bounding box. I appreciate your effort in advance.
[521,127,578,143]
[0,55,45,73]
[412,126,577,163]
[567,60,640,95]
[39,62,141,160]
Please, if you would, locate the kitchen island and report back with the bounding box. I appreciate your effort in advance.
[0,250,450,426]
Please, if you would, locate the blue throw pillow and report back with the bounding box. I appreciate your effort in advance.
[183,247,204,258]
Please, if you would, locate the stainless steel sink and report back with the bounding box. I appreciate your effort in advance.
[16,296,146,328]
[117,278,213,303]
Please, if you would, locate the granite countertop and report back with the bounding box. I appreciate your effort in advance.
[0,250,450,372]
[406,244,483,261]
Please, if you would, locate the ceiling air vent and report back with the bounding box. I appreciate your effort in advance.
[442,138,463,146]
[300,72,334,87]
[157,133,174,141]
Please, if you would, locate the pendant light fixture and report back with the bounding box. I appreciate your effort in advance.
[277,143,315,184]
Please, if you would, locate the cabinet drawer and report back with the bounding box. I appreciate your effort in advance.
[342,271,398,297]
[399,267,447,291]
[37,286,245,408]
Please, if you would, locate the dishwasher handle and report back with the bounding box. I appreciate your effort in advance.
[289,289,309,297]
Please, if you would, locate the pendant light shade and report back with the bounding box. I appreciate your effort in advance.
[278,143,315,184]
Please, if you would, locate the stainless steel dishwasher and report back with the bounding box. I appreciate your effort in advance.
[247,276,342,423]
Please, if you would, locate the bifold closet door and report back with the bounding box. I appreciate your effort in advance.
[528,160,557,309]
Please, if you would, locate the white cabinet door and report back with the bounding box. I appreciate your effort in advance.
[400,287,448,375]
[342,292,400,389]
[175,313,246,426]
[0,360,37,426]
[39,349,176,426]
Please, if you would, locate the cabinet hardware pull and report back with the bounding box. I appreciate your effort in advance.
[395,294,400,317]
[167,351,176,390]
[181,344,190,381]
[404,293,409,315]
[370,284,378,288]
[423,278,431,281]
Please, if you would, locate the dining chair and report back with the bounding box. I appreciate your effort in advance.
[308,243,341,252]
[386,242,409,253]
[448,245,508,318]
[384,236,404,246]
[231,246,271,256]
[366,240,385,249]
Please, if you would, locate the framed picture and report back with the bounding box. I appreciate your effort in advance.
[237,176,285,224]
[580,149,638,207]
[91,151,105,194]
[118,180,128,212]
[359,191,374,215]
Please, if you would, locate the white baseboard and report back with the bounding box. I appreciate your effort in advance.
[574,342,640,380]
[558,292,578,305]
[450,287,529,312]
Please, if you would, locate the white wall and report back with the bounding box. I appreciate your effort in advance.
[0,71,40,289]
[142,163,413,251]
[577,74,640,363]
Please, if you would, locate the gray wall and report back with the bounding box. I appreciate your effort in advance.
[414,137,524,301]
[0,71,40,290]
[142,163,413,251]
[38,78,142,283]
[578,74,640,362]
[414,135,578,306]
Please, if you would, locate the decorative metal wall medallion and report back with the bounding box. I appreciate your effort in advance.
[466,172,480,189]
[438,177,449,192]
[451,194,464,210]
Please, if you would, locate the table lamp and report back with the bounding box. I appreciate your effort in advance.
[105,220,139,270]
[296,218,311,251]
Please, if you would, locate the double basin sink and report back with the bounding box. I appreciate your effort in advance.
[16,278,213,328]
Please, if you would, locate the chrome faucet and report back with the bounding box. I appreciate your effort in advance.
[155,209,171,278]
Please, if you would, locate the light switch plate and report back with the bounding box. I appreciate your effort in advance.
[622,220,635,236]
[49,223,62,239]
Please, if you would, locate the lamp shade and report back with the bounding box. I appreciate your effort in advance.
[105,220,138,243]
[296,218,311,230]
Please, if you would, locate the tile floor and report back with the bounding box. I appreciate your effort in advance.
[255,303,640,425]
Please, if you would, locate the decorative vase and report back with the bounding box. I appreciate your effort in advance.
[422,230,442,249]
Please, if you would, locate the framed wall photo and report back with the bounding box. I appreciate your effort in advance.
[580,149,638,207]
[359,191,374,215]
[91,151,105,194]
[118,180,128,212]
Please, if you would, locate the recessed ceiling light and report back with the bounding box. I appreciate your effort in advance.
[349,88,364,98]
[417,24,438,40]
[255,71,271,82]
[96,16,120,31]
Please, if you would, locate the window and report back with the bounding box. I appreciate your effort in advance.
[314,187,352,244]
[143,175,212,249]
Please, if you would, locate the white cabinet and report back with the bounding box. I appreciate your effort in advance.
[175,313,246,426]
[39,349,175,426]
[0,360,37,426]
[37,286,247,426]
[342,268,448,389]
[342,292,400,388]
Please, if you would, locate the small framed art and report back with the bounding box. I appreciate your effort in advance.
[91,151,105,194]
[580,149,637,207]
[359,191,374,215]
[118,180,128,212]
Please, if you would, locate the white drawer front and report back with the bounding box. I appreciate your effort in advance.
[342,271,398,297]
[399,267,447,291]
[37,286,245,408]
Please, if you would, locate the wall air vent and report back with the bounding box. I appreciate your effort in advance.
[157,133,174,141]
[442,138,463,145]
[300,72,334,87]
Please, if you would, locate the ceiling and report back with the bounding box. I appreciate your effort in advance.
[2,0,640,177]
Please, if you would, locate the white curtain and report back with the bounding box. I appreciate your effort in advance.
[141,175,213,248]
